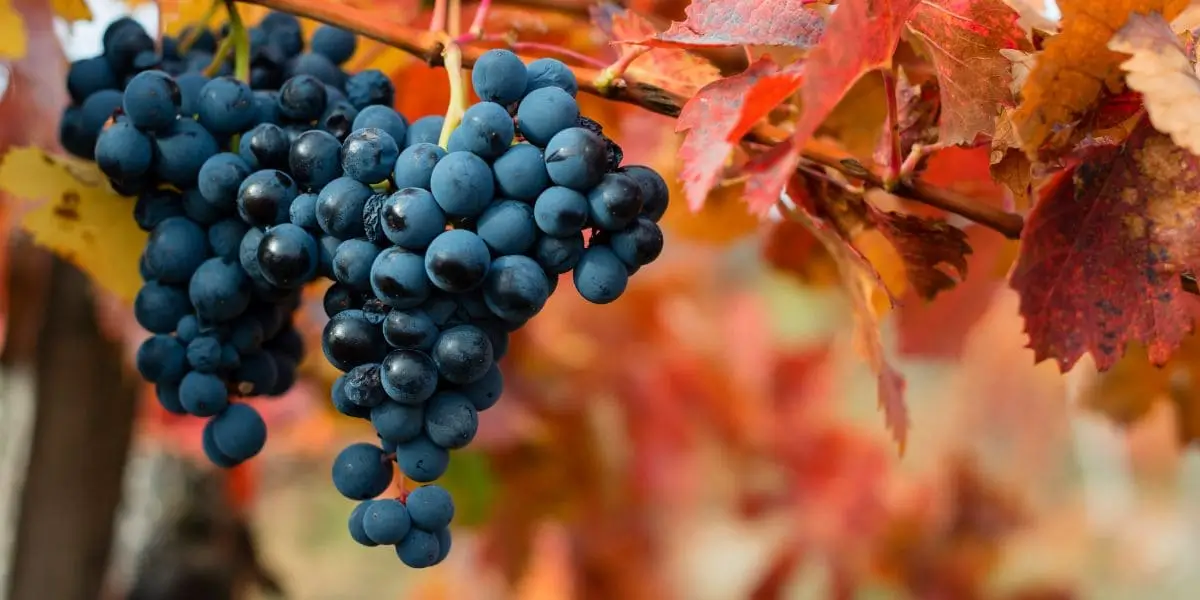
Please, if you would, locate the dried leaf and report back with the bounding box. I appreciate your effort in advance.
[0,148,146,303]
[50,0,90,22]
[872,207,972,300]
[744,0,922,212]
[1010,120,1200,371]
[591,5,722,100]
[1001,0,1061,35]
[1086,335,1200,444]
[1010,0,1189,159]
[675,56,803,211]
[1109,11,1200,156]
[906,0,1029,144]
[638,0,825,49]
[0,0,27,59]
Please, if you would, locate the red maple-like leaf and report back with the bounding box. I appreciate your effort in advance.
[744,0,923,212]
[872,208,972,300]
[637,0,825,49]
[675,56,803,211]
[905,0,1028,145]
[1011,119,1200,372]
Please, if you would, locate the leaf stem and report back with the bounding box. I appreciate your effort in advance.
[202,33,235,77]
[467,0,490,37]
[881,68,901,191]
[595,46,649,94]
[437,0,466,150]
[224,0,251,84]
[430,0,448,33]
[178,0,222,54]
[229,0,1025,239]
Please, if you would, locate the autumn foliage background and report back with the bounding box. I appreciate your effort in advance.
[3,0,1200,598]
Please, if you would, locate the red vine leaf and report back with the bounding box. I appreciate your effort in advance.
[1010,119,1200,372]
[675,56,803,211]
[636,0,825,49]
[591,5,722,99]
[870,207,972,300]
[744,0,923,212]
[905,0,1029,145]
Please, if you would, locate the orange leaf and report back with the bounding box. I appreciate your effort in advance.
[639,0,825,49]
[591,5,721,100]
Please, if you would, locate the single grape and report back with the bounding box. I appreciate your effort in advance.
[202,420,240,468]
[432,325,493,385]
[104,22,155,75]
[447,102,513,160]
[371,400,424,443]
[322,308,387,372]
[331,442,394,500]
[67,57,119,105]
[492,143,550,201]
[344,363,387,408]
[370,247,432,309]
[238,122,291,171]
[380,349,439,405]
[517,87,579,147]
[252,90,281,125]
[235,351,278,396]
[312,25,358,65]
[471,49,527,106]
[482,254,551,322]
[207,218,250,261]
[180,371,230,417]
[542,127,607,191]
[144,217,209,284]
[286,52,346,89]
[198,152,253,213]
[332,238,380,290]
[59,106,97,159]
[354,105,409,148]
[572,245,628,304]
[237,169,298,227]
[174,72,209,117]
[434,528,452,564]
[197,76,257,135]
[156,382,186,415]
[136,334,187,384]
[524,57,578,97]
[610,217,664,267]
[405,115,444,147]
[181,187,227,225]
[189,257,252,321]
[587,172,643,231]
[342,127,399,184]
[186,335,223,373]
[392,143,445,191]
[257,223,318,288]
[260,11,301,33]
[289,129,344,190]
[317,235,341,279]
[315,176,372,239]
[346,69,394,109]
[95,120,154,182]
[424,392,478,450]
[288,192,319,230]
[477,200,537,256]
[80,89,123,135]
[459,363,503,411]
[133,281,190,334]
[396,528,441,568]
[324,282,364,318]
[623,165,670,222]
[320,100,359,142]
[122,70,181,132]
[424,229,491,293]
[380,188,446,250]
[229,316,265,353]
[382,309,438,351]
[331,374,371,418]
[363,499,412,545]
[208,403,267,462]
[277,74,328,122]
[405,485,455,530]
[395,435,449,484]
[533,232,584,274]
[154,117,220,188]
[533,186,589,236]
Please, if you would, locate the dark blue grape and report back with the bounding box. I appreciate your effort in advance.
[189,257,252,321]
[424,229,491,293]
[312,25,358,65]
[446,101,513,160]
[405,115,444,147]
[322,308,387,372]
[380,349,438,405]
[186,336,222,373]
[492,143,550,201]
[533,186,588,236]
[104,22,155,75]
[316,176,372,239]
[180,371,230,417]
[176,314,200,343]
[197,76,256,135]
[482,254,551,322]
[235,351,278,396]
[471,49,527,106]
[352,105,409,147]
[332,238,380,290]
[208,218,250,260]
[623,165,669,222]
[320,100,359,142]
[382,309,438,351]
[392,143,445,191]
[395,435,449,484]
[289,129,344,190]
[277,74,328,122]
[131,49,161,72]
[67,57,118,105]
[324,282,363,318]
[181,187,226,225]
[257,223,318,287]
[208,403,267,462]
[95,120,153,181]
[144,216,209,284]
[80,89,123,135]
[371,400,424,443]
[572,245,628,304]
[610,216,663,267]
[424,392,478,450]
[199,152,252,213]
[533,232,583,274]
[433,528,451,564]
[331,442,393,500]
[460,363,503,411]
[237,169,298,226]
[286,53,346,89]
[432,325,493,385]
[153,117,220,188]
[134,281,190,334]
[156,382,186,415]
[341,127,399,184]
[122,70,180,131]
[260,11,301,33]
[239,228,269,285]
[345,69,394,109]
[477,200,536,255]
[587,172,643,231]
[370,247,431,309]
[318,235,340,279]
[332,374,371,418]
[252,90,280,125]
[524,57,578,97]
[517,87,579,147]
[136,334,187,384]
[175,73,209,116]
[230,316,264,353]
[348,501,378,546]
[429,152,494,219]
[396,528,441,568]
[542,127,608,193]
[288,192,319,230]
[405,485,455,530]
[267,24,304,58]
[202,420,239,468]
[344,363,386,408]
[238,123,291,170]
[363,499,412,545]
[59,106,97,159]
[380,188,446,250]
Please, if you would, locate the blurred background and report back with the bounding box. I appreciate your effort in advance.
[4,0,1200,599]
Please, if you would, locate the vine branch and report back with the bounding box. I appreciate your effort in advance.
[233,0,1025,240]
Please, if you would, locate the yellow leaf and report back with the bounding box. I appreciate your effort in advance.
[1109,12,1200,155]
[51,0,90,22]
[0,147,146,303]
[0,0,28,60]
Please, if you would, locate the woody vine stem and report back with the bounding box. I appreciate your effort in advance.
[232,0,1025,239]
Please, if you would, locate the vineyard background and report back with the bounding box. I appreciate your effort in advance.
[1,0,1200,598]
